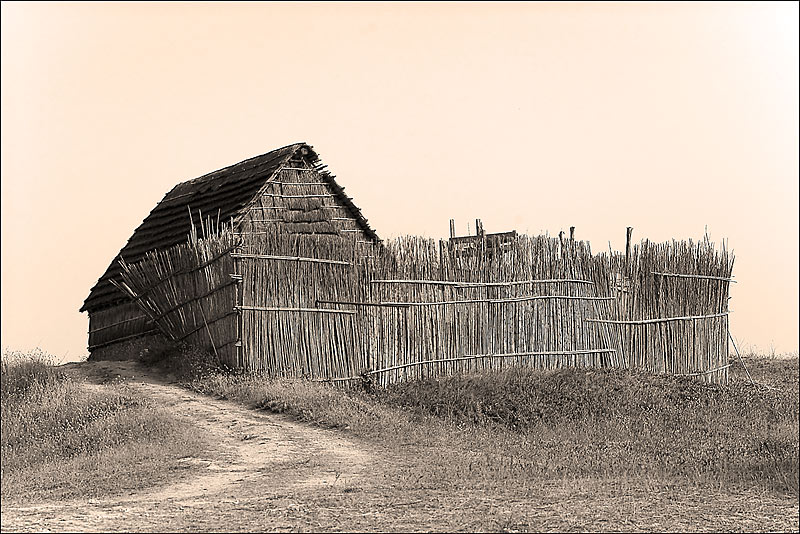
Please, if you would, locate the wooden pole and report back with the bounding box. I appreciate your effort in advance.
[235,305,357,315]
[319,294,614,307]
[652,272,736,282]
[728,330,754,384]
[364,348,618,376]
[200,306,219,360]
[625,226,633,272]
[230,253,351,265]
[449,219,456,239]
[587,311,729,325]
[475,218,484,238]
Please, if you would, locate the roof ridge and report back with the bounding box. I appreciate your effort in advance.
[179,142,307,188]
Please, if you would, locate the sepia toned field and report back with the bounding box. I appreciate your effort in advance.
[1,350,797,532]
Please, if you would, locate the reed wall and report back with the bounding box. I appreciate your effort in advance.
[87,301,157,352]
[350,236,620,385]
[605,238,733,381]
[236,167,377,242]
[108,228,733,385]
[234,233,366,376]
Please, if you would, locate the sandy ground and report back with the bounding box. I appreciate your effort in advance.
[1,361,797,532]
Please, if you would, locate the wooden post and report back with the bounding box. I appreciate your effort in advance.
[475,218,484,238]
[558,230,564,260]
[449,219,455,239]
[569,226,575,241]
[625,226,633,271]
[475,219,485,261]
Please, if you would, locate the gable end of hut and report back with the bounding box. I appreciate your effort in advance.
[82,143,379,360]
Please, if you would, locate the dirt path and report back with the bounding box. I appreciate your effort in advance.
[1,361,378,532]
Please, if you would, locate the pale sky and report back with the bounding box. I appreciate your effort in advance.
[2,2,798,361]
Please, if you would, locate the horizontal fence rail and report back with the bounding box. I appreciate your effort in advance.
[586,312,730,325]
[652,272,736,282]
[678,363,733,377]
[369,278,595,287]
[88,314,150,334]
[231,253,351,265]
[236,305,357,315]
[318,294,616,308]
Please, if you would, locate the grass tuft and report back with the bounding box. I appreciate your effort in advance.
[1,349,65,401]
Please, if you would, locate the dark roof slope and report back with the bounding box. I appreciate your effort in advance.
[81,143,379,312]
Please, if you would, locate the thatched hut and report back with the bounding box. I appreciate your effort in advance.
[81,143,379,361]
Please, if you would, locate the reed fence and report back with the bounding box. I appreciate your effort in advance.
[604,237,733,382]
[112,228,734,385]
[337,235,620,385]
[113,225,241,366]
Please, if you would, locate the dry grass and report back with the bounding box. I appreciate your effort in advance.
[1,350,209,503]
[181,349,798,497]
[380,362,799,494]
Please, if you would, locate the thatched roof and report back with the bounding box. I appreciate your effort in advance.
[81,143,379,312]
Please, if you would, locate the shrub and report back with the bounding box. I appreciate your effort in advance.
[378,364,799,494]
